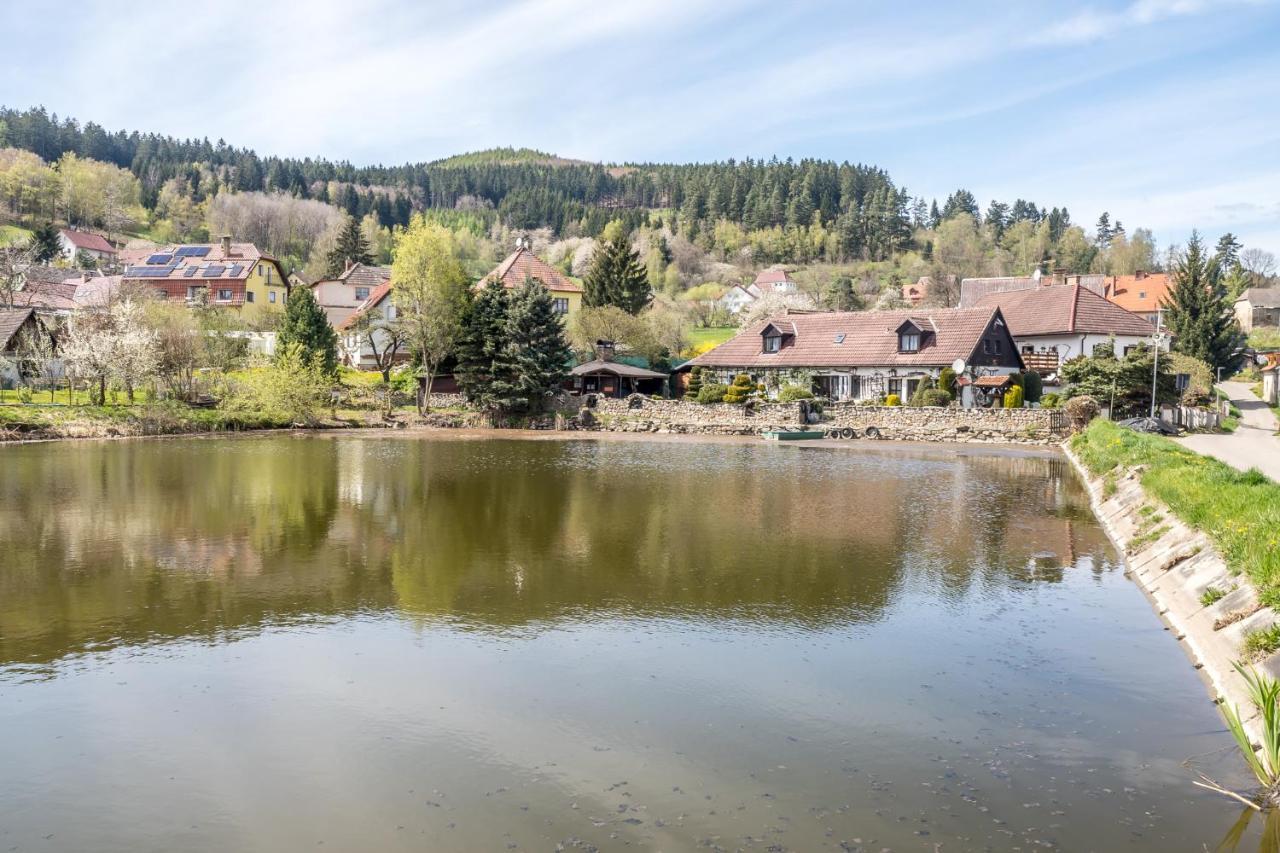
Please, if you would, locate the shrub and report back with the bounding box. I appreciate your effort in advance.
[695,382,728,404]
[1041,392,1061,408]
[777,384,814,402]
[16,385,33,404]
[220,343,334,425]
[908,375,935,407]
[920,388,952,407]
[1065,394,1100,431]
[686,366,703,398]
[1003,385,1024,409]
[723,373,757,405]
[885,393,901,407]
[1023,370,1043,404]
[937,367,956,396]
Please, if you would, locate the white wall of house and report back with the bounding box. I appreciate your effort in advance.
[1015,332,1159,368]
[312,280,372,309]
[340,302,403,370]
[57,234,114,263]
[701,364,1019,405]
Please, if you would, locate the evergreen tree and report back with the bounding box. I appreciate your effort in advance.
[29,222,61,264]
[505,276,572,413]
[685,366,704,399]
[583,232,652,314]
[928,200,942,229]
[822,275,862,311]
[1164,232,1246,374]
[454,278,517,411]
[1215,232,1242,270]
[276,285,338,376]
[985,201,1009,239]
[941,189,979,221]
[324,214,374,278]
[1095,212,1113,247]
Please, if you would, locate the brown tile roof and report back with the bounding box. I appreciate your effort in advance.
[338,281,393,330]
[59,228,116,254]
[973,283,1155,337]
[973,374,1013,388]
[753,269,794,285]
[959,273,1107,307]
[337,263,392,290]
[689,307,1003,369]
[1105,272,1170,314]
[11,277,80,311]
[0,308,35,350]
[483,247,581,293]
[118,242,267,283]
[570,359,668,379]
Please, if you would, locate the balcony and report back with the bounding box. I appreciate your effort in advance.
[1021,351,1060,375]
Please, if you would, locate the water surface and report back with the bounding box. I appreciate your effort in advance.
[0,434,1253,851]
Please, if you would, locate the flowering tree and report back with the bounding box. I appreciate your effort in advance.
[61,300,158,405]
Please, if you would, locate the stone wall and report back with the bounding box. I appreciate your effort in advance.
[574,397,1067,444]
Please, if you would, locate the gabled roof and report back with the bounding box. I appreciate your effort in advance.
[1105,272,1170,314]
[959,273,1107,307]
[689,307,1004,369]
[337,263,392,290]
[118,242,272,282]
[753,269,794,286]
[483,247,581,293]
[1239,288,1280,309]
[338,281,394,330]
[973,283,1155,337]
[59,229,116,254]
[570,359,668,379]
[10,276,80,311]
[0,308,36,350]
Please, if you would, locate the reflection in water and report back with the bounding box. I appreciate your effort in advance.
[0,434,1258,851]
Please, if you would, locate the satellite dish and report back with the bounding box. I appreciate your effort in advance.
[952,358,967,373]
[1258,353,1271,366]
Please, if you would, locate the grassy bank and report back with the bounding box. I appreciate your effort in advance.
[1072,419,1280,604]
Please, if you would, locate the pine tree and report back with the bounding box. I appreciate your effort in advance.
[1164,232,1246,374]
[1095,212,1113,247]
[505,277,572,413]
[1215,232,1242,270]
[455,278,516,411]
[583,232,652,314]
[325,214,374,278]
[30,222,61,264]
[276,285,338,376]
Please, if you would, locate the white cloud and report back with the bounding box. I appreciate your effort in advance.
[1028,0,1268,45]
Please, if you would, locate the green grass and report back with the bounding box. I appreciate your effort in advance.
[1201,586,1229,607]
[1072,419,1280,604]
[0,224,33,247]
[1249,327,1280,351]
[686,326,738,351]
[1245,625,1280,660]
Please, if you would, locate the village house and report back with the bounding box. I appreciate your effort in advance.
[959,270,1107,307]
[0,307,45,385]
[685,306,1024,406]
[971,282,1158,381]
[57,228,117,264]
[716,283,757,315]
[310,262,392,329]
[902,276,930,306]
[479,244,583,316]
[336,282,406,371]
[1103,271,1170,324]
[118,236,288,318]
[751,268,798,295]
[1234,288,1280,332]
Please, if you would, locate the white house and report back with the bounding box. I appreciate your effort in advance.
[337,283,405,371]
[58,228,117,264]
[716,284,757,315]
[972,282,1160,382]
[311,262,392,329]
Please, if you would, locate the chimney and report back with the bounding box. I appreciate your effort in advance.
[220,235,232,258]
[1134,269,1146,280]
[345,258,354,273]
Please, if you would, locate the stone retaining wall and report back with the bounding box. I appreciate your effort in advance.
[576,398,1067,444]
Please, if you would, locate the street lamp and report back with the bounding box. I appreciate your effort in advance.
[1149,309,1167,419]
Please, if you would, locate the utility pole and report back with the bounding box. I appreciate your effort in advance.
[1149,309,1163,419]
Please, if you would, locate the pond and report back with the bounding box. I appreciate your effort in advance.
[0,433,1257,851]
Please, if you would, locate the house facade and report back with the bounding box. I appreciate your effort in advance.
[58,228,117,264]
[480,246,582,316]
[751,268,797,296]
[1103,271,1170,324]
[716,284,756,315]
[972,282,1158,381]
[336,282,408,371]
[1235,288,1280,332]
[310,262,393,329]
[118,236,287,319]
[0,308,46,385]
[686,307,1023,405]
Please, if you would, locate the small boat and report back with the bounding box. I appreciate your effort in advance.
[762,429,826,441]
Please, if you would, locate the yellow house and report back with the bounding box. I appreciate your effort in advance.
[119,235,289,320]
[479,245,582,318]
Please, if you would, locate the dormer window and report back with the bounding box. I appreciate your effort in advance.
[764,334,781,353]
[899,331,920,352]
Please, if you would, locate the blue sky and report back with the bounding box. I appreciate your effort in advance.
[4,0,1278,253]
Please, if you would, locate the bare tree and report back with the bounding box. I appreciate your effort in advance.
[1241,248,1278,285]
[347,309,407,386]
[0,244,34,309]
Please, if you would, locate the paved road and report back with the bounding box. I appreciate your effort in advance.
[1177,380,1280,481]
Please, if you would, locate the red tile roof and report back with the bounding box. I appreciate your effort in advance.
[10,277,80,311]
[689,307,1004,369]
[337,263,392,290]
[59,229,116,254]
[1105,272,1170,314]
[338,281,393,330]
[753,269,794,286]
[118,242,268,282]
[483,247,581,293]
[973,283,1155,337]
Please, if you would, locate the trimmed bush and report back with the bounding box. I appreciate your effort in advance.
[937,366,956,396]
[686,366,703,398]
[1003,385,1024,409]
[1065,394,1100,431]
[695,382,728,404]
[1041,392,1061,408]
[908,375,935,407]
[920,388,952,407]
[723,373,757,405]
[1023,370,1043,404]
[885,393,901,407]
[777,384,814,402]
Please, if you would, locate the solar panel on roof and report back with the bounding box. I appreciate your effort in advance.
[175,246,211,257]
[184,267,199,278]
[202,265,225,278]
[147,254,173,265]
[227,264,243,277]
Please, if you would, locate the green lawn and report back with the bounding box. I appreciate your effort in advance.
[686,326,738,352]
[0,224,32,247]
[1072,419,1280,604]
[1249,327,1280,350]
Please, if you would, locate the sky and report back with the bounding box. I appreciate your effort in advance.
[3,0,1279,253]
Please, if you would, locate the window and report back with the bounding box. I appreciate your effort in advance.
[833,333,846,344]
[888,378,902,397]
[993,339,1002,354]
[217,289,233,302]
[246,291,255,303]
[257,264,263,276]
[982,339,992,354]
[154,290,167,299]
[355,287,370,301]
[269,291,277,304]
[899,332,920,352]
[553,298,569,314]
[764,335,781,353]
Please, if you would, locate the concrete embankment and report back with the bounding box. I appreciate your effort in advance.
[1063,443,1277,744]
